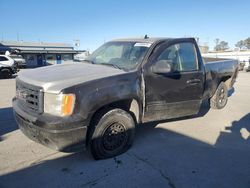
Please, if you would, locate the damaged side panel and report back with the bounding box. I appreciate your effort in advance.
[63,71,144,124]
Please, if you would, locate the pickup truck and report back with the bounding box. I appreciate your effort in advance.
[0,55,18,78]
[13,37,239,159]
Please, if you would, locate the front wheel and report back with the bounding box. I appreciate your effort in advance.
[210,82,228,109]
[0,69,12,79]
[89,108,135,160]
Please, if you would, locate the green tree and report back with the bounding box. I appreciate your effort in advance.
[214,38,220,51]
[235,40,245,49]
[244,37,250,49]
[214,38,220,46]
[214,40,229,51]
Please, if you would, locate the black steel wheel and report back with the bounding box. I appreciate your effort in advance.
[89,108,135,159]
[210,82,228,109]
[102,122,128,152]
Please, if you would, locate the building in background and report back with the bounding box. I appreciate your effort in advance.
[199,45,209,53]
[202,50,250,70]
[0,41,85,67]
[195,38,209,54]
[202,50,250,62]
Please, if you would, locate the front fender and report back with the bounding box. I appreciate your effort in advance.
[81,77,141,119]
[63,71,142,121]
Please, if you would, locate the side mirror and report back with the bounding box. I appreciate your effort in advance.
[151,60,171,74]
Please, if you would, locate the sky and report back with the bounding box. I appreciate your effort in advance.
[0,0,249,51]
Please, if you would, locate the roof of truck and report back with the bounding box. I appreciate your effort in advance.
[111,37,195,44]
[112,37,170,43]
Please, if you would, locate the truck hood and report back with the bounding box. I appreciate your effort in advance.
[18,63,126,93]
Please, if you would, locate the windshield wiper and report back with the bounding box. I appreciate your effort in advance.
[83,59,95,64]
[97,63,122,70]
[84,60,123,70]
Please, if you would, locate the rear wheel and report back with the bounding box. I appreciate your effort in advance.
[89,108,135,160]
[210,82,228,109]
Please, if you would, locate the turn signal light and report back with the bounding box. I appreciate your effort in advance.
[61,94,75,116]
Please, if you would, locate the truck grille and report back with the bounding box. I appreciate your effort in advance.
[16,79,43,113]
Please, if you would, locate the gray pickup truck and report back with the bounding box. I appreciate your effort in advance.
[13,37,238,159]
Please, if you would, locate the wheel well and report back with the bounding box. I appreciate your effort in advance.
[221,76,231,89]
[1,67,11,72]
[86,99,140,146]
[91,99,140,124]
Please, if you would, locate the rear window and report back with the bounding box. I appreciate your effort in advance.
[0,56,8,61]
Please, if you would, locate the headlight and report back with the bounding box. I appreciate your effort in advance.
[44,93,76,116]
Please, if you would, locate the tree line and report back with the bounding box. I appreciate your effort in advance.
[214,37,250,51]
[235,38,250,50]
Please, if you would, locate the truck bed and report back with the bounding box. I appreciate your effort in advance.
[203,57,239,99]
[203,57,231,63]
[204,58,238,74]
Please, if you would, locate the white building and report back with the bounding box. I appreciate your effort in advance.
[202,50,250,67]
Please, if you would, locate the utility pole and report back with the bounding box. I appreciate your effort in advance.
[74,39,80,50]
[17,32,19,41]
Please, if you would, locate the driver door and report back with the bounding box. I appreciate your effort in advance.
[143,40,204,122]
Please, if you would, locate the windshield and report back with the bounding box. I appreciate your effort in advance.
[85,41,151,71]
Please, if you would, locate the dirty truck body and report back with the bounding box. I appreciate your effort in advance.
[13,38,238,159]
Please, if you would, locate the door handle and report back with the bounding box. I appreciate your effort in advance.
[186,79,201,84]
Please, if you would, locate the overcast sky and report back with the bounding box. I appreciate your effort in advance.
[0,0,249,51]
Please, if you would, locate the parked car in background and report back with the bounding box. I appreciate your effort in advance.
[9,54,26,68]
[0,55,18,78]
[238,61,245,71]
[242,59,250,72]
[13,37,239,159]
[245,63,250,72]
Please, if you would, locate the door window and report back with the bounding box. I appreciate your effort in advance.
[156,42,198,72]
[63,54,72,61]
[46,55,54,60]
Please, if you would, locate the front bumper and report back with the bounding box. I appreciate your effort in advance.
[13,98,88,152]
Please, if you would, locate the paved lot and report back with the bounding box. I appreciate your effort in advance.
[0,71,250,188]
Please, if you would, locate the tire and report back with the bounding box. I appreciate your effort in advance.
[210,82,228,109]
[0,69,12,79]
[89,108,135,160]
